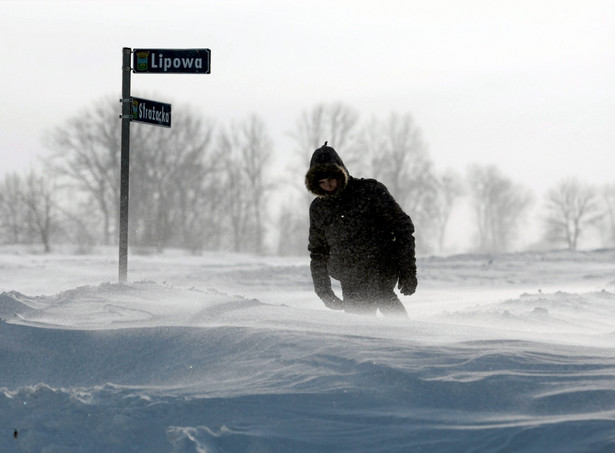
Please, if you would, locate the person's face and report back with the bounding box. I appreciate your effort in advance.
[318,177,338,193]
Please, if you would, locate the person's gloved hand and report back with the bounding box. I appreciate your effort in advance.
[322,293,345,310]
[398,273,417,296]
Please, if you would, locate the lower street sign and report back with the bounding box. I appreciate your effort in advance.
[131,97,171,128]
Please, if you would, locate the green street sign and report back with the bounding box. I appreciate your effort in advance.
[130,97,171,128]
[133,48,211,74]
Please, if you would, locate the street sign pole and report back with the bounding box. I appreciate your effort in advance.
[119,47,132,283]
[118,47,210,283]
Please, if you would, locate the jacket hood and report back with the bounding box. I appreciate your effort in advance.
[305,142,350,197]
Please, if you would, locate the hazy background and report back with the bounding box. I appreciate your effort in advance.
[1,0,614,253]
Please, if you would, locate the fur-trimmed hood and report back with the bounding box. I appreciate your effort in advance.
[305,142,349,197]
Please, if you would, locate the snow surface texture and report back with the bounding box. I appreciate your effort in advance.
[1,249,615,452]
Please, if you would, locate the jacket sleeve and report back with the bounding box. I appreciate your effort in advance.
[307,201,335,300]
[374,183,417,277]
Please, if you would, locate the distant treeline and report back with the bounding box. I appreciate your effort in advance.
[0,97,613,255]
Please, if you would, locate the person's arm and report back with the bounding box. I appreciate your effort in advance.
[308,203,344,309]
[374,183,418,295]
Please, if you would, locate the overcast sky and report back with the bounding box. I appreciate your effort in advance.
[2,0,614,196]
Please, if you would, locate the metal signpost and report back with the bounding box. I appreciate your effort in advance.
[118,47,210,283]
[119,48,132,283]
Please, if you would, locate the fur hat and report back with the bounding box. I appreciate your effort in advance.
[305,142,349,197]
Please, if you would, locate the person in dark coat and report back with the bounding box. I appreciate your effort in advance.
[306,142,417,316]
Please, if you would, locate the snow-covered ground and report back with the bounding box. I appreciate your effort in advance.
[1,249,614,452]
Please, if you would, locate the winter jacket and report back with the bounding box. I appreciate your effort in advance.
[306,144,416,301]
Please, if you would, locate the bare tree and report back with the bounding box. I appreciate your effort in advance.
[21,170,57,253]
[237,114,273,253]
[357,113,429,201]
[290,102,360,170]
[356,112,438,252]
[468,165,532,253]
[544,178,602,251]
[219,129,250,252]
[602,184,615,247]
[48,95,222,252]
[170,139,225,253]
[276,200,309,255]
[46,96,120,245]
[165,112,222,253]
[128,107,218,252]
[0,171,59,251]
[218,114,273,253]
[52,200,98,253]
[0,173,26,244]
[431,169,464,253]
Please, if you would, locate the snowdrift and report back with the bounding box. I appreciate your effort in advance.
[1,250,614,452]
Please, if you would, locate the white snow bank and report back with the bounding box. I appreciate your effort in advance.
[1,250,614,452]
